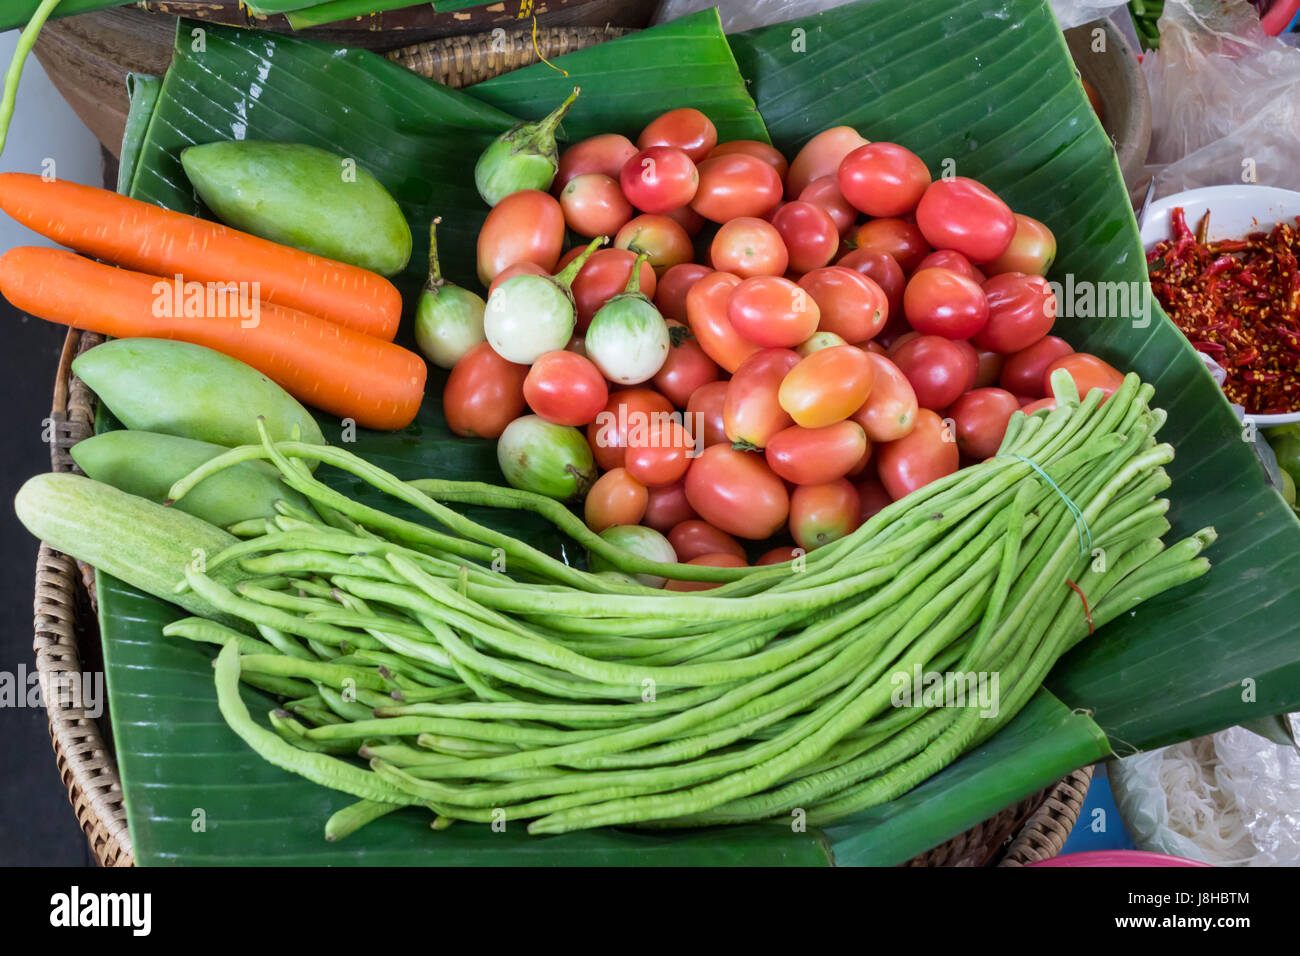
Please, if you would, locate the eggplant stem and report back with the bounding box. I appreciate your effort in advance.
[537,86,581,136]
[554,235,607,289]
[425,217,445,293]
[624,252,650,296]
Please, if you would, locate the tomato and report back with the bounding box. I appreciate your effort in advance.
[779,345,875,428]
[662,203,706,236]
[654,320,721,407]
[1022,396,1058,415]
[710,217,789,278]
[685,380,729,448]
[798,176,858,236]
[614,214,694,272]
[559,173,634,238]
[851,352,918,442]
[948,387,1020,460]
[685,444,790,540]
[757,546,803,566]
[584,467,648,533]
[765,421,868,484]
[691,153,783,222]
[903,267,990,339]
[654,263,712,320]
[587,388,675,471]
[891,334,972,411]
[668,519,746,562]
[685,271,759,372]
[638,108,718,163]
[983,214,1057,277]
[797,330,848,355]
[443,342,529,439]
[786,126,869,199]
[707,140,789,180]
[727,275,821,348]
[789,479,861,550]
[771,201,839,274]
[999,335,1073,397]
[837,248,905,323]
[974,349,1004,388]
[837,142,931,218]
[887,331,919,356]
[554,133,639,193]
[476,189,565,286]
[488,260,548,297]
[953,339,980,391]
[876,409,959,500]
[855,477,892,523]
[1044,352,1123,399]
[566,248,657,331]
[625,418,694,487]
[620,146,699,215]
[642,478,697,533]
[854,218,931,273]
[971,272,1057,354]
[724,347,800,448]
[523,350,608,426]
[914,177,1016,264]
[914,249,984,283]
[665,552,749,591]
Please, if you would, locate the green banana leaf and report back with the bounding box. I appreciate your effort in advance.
[284,0,424,29]
[1,0,131,32]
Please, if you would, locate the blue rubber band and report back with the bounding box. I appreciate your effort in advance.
[1001,453,1092,556]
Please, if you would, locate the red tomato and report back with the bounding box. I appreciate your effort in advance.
[620,146,699,215]
[443,342,529,439]
[614,214,694,272]
[765,421,868,485]
[488,260,548,297]
[654,263,712,320]
[786,126,869,199]
[837,142,931,218]
[914,249,984,284]
[953,339,980,392]
[854,218,931,273]
[876,409,959,500]
[974,349,1004,388]
[778,345,875,428]
[971,273,1057,354]
[983,214,1057,276]
[789,479,861,550]
[638,108,718,163]
[476,189,565,286]
[837,248,905,324]
[685,380,729,448]
[668,519,746,562]
[685,444,790,540]
[707,140,789,180]
[851,352,919,442]
[757,546,803,566]
[523,350,608,426]
[642,479,697,533]
[999,335,1073,397]
[559,173,634,238]
[797,330,849,355]
[584,468,648,533]
[666,552,749,591]
[567,248,657,331]
[798,176,858,236]
[654,320,721,407]
[710,217,789,278]
[1021,396,1058,415]
[587,388,675,471]
[891,334,972,411]
[903,268,990,340]
[914,177,1016,264]
[625,419,694,487]
[727,275,821,348]
[948,388,1020,460]
[685,271,760,372]
[771,201,840,274]
[691,154,783,222]
[855,477,892,523]
[1045,353,1124,399]
[724,347,801,448]
[662,203,706,236]
[554,133,638,194]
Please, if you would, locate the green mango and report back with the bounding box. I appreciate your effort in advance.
[180,141,412,276]
[70,431,310,530]
[72,338,325,450]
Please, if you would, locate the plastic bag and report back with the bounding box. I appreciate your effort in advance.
[1142,0,1300,197]
[1109,720,1300,866]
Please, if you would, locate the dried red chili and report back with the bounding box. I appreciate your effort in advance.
[1148,209,1300,414]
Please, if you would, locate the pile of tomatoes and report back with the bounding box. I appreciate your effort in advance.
[445,108,1125,580]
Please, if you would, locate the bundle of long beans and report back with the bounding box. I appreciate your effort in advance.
[163,370,1211,839]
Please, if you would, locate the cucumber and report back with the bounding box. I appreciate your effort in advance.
[72,338,325,450]
[15,473,248,627]
[70,430,310,529]
[180,141,412,276]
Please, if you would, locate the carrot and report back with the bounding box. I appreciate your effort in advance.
[0,173,402,341]
[0,246,426,431]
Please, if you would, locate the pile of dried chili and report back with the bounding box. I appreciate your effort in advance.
[1147,208,1300,414]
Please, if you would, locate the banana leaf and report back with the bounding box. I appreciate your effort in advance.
[1,0,130,32]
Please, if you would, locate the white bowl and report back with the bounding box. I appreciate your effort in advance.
[1140,184,1300,427]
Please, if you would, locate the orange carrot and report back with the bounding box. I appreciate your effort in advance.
[0,246,425,431]
[0,173,402,341]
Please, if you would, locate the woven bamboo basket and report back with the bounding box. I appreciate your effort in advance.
[31,23,1095,868]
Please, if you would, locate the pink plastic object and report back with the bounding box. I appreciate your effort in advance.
[1028,850,1212,867]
